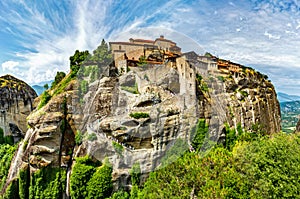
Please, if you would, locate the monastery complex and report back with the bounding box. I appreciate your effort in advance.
[109,35,242,75]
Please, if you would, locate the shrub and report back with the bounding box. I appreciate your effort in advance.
[75,130,83,145]
[51,71,66,89]
[129,112,149,119]
[70,156,100,199]
[29,167,66,199]
[121,83,139,94]
[37,91,51,109]
[191,119,208,151]
[130,163,141,186]
[87,133,97,142]
[217,76,225,82]
[112,141,124,155]
[87,161,113,199]
[0,144,17,190]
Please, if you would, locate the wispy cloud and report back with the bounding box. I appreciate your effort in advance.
[1,0,300,94]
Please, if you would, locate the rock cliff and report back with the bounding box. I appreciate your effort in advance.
[2,61,281,195]
[0,75,37,142]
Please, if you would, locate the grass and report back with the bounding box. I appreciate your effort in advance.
[129,112,149,119]
[121,83,139,94]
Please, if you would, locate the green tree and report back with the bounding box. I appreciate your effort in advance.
[51,71,66,89]
[70,156,100,199]
[0,127,4,144]
[70,50,90,77]
[91,39,112,65]
[87,161,113,199]
[43,83,49,90]
[191,119,208,151]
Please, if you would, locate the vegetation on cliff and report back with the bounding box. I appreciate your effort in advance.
[135,132,300,198]
[70,156,112,199]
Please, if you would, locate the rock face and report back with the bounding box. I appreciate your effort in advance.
[3,62,281,194]
[0,75,37,141]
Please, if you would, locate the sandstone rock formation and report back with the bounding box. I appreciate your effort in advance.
[3,62,281,195]
[0,75,37,142]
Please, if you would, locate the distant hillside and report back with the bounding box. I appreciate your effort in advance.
[280,100,300,133]
[32,85,44,96]
[31,80,53,96]
[277,92,300,102]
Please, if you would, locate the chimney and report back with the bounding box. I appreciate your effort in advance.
[160,35,164,39]
[129,38,134,43]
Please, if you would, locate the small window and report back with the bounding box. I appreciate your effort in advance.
[182,73,184,76]
[190,73,192,78]
[119,45,121,50]
[181,64,183,68]
[190,83,192,88]
[190,64,192,68]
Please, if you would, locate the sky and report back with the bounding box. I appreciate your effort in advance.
[0,0,300,95]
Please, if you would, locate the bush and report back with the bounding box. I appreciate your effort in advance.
[129,112,149,119]
[75,130,83,145]
[130,163,141,186]
[121,83,139,94]
[70,156,100,199]
[87,161,113,199]
[28,167,66,199]
[37,91,51,109]
[87,133,97,142]
[51,71,66,89]
[109,190,129,199]
[191,119,208,151]
[112,141,124,155]
[18,167,29,199]
[0,144,17,190]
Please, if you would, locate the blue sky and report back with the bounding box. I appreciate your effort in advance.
[1,0,300,95]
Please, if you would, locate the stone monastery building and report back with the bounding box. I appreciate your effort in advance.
[109,35,240,75]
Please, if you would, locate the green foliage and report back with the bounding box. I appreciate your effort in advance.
[160,138,189,168]
[28,167,66,199]
[121,83,139,94]
[70,50,90,77]
[87,133,97,142]
[4,136,14,145]
[51,71,66,89]
[0,144,17,190]
[70,156,101,199]
[138,132,300,198]
[52,75,72,96]
[191,119,208,151]
[43,83,49,90]
[130,185,140,199]
[38,90,52,109]
[0,128,15,145]
[90,66,100,83]
[196,74,202,82]
[196,74,208,92]
[75,130,83,145]
[217,75,225,82]
[224,123,238,151]
[18,167,29,199]
[87,162,113,199]
[239,90,248,98]
[129,112,149,119]
[137,56,147,66]
[3,179,19,199]
[112,141,124,155]
[91,39,112,65]
[79,79,89,96]
[109,189,129,199]
[232,133,300,198]
[0,127,4,144]
[130,163,141,186]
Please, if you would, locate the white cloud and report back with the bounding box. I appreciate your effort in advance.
[1,61,19,71]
